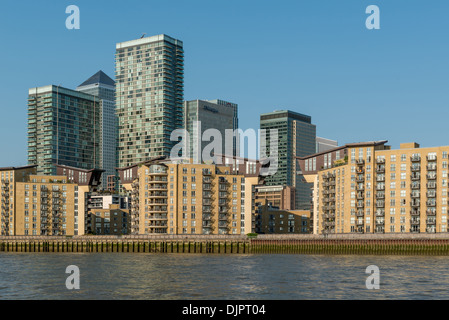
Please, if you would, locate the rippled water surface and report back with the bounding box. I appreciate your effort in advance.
[0,253,448,299]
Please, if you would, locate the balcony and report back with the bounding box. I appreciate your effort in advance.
[219,207,228,214]
[410,210,420,216]
[147,185,167,191]
[376,185,385,191]
[203,177,212,183]
[426,192,436,198]
[411,183,420,190]
[203,169,212,176]
[356,210,364,217]
[376,210,385,216]
[357,193,365,200]
[410,201,420,207]
[426,209,436,215]
[376,166,385,173]
[203,214,212,221]
[203,193,212,199]
[375,220,385,225]
[356,159,365,165]
[411,155,421,162]
[411,174,421,181]
[356,220,364,226]
[426,201,436,207]
[376,158,385,164]
[411,165,421,172]
[376,193,385,199]
[410,219,420,226]
[376,203,385,208]
[324,221,335,227]
[427,182,437,189]
[427,165,437,171]
[410,192,420,199]
[427,155,437,161]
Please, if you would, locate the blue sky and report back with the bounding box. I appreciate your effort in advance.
[0,0,448,166]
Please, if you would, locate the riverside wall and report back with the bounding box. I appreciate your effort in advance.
[2,234,449,255]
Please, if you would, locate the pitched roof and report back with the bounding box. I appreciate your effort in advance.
[78,70,115,88]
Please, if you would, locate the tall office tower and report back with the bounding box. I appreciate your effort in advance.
[77,71,117,189]
[316,137,338,153]
[115,34,184,168]
[28,85,101,175]
[184,99,238,161]
[260,110,316,210]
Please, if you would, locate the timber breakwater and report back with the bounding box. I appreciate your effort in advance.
[3,234,449,255]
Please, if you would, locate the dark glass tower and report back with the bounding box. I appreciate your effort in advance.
[260,110,316,210]
[77,71,117,188]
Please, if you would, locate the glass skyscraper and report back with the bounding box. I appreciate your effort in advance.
[184,99,239,161]
[27,85,101,175]
[115,34,184,168]
[77,71,117,188]
[260,110,316,210]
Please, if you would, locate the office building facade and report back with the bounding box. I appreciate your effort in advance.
[184,99,239,161]
[316,137,338,153]
[77,71,117,189]
[260,110,316,210]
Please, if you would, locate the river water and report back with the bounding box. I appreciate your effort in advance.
[0,253,448,300]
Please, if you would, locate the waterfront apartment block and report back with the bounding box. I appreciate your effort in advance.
[254,202,311,234]
[184,99,239,160]
[55,164,104,236]
[298,141,449,235]
[0,165,79,236]
[118,157,263,236]
[115,34,184,168]
[260,110,316,210]
[27,85,101,175]
[85,193,130,235]
[253,185,295,211]
[77,71,117,189]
